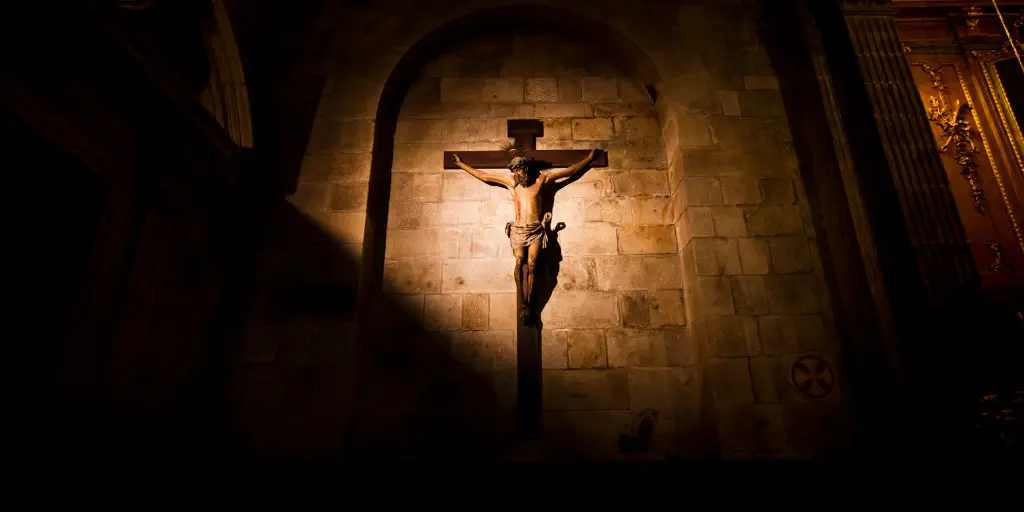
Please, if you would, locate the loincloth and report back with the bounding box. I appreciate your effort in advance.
[505,212,552,250]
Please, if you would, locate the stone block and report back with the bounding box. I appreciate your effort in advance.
[542,330,568,369]
[487,104,536,118]
[552,257,598,291]
[300,152,371,183]
[700,315,760,357]
[768,236,812,274]
[543,370,629,410]
[684,177,723,206]
[389,202,426,230]
[745,205,803,236]
[606,328,679,367]
[442,259,516,294]
[718,90,742,116]
[720,176,761,205]
[557,78,583,102]
[423,294,462,330]
[572,118,614,141]
[793,315,829,351]
[706,358,754,407]
[555,169,609,198]
[558,222,618,255]
[765,274,821,314]
[581,77,619,101]
[500,56,532,76]
[470,225,506,258]
[612,171,670,196]
[759,177,796,204]
[395,119,445,143]
[568,330,607,369]
[738,90,786,117]
[328,183,368,211]
[444,118,505,142]
[482,78,524,103]
[392,143,444,173]
[385,229,443,260]
[390,172,442,202]
[525,78,557,102]
[479,199,516,226]
[743,75,780,90]
[404,101,489,120]
[650,290,686,327]
[535,103,592,118]
[691,238,742,276]
[442,172,505,201]
[383,260,442,294]
[437,201,479,225]
[489,293,516,330]
[596,255,683,290]
[440,78,483,102]
[691,276,735,317]
[619,79,651,102]
[670,114,713,148]
[618,225,677,254]
[627,367,696,411]
[323,212,365,243]
[535,118,571,142]
[388,294,424,321]
[686,207,716,237]
[750,355,802,403]
[758,315,799,356]
[737,237,770,275]
[308,119,374,152]
[607,140,668,169]
[450,330,516,372]
[593,103,646,117]
[541,291,620,328]
[632,197,674,225]
[620,292,652,328]
[710,206,747,237]
[616,114,662,141]
[584,197,634,225]
[731,276,769,315]
[462,294,489,330]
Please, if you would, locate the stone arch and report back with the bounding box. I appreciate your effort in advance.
[198,0,253,148]
[356,4,667,314]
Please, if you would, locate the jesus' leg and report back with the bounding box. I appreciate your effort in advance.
[523,241,541,323]
[513,247,528,321]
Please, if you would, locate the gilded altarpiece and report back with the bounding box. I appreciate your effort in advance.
[898,5,1024,296]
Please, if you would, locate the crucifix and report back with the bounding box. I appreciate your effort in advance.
[444,118,608,438]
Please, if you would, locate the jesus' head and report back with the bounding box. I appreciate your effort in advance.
[509,156,536,187]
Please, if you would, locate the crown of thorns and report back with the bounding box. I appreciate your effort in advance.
[501,140,532,170]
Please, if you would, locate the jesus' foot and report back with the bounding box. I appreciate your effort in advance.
[519,306,534,325]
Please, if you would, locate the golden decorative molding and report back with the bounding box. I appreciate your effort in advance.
[913,62,987,215]
[986,240,1004,272]
[965,6,983,35]
[981,62,1024,178]
[955,64,1024,255]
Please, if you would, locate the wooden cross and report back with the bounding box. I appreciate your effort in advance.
[443,119,609,169]
[443,119,608,440]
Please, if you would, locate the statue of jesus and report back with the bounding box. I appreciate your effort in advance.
[451,148,599,325]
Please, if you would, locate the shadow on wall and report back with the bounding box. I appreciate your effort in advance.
[227,200,522,462]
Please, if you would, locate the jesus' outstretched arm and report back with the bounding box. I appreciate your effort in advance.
[545,149,598,182]
[452,153,512,188]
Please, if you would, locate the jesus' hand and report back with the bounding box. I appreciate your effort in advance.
[452,153,463,165]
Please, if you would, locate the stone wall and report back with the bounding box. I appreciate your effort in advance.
[381,32,693,459]
[234,0,853,461]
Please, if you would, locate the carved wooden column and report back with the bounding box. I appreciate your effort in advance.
[807,0,982,454]
[825,0,980,305]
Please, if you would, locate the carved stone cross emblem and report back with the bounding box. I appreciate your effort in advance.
[445,118,607,437]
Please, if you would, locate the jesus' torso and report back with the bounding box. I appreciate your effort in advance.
[510,173,548,225]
